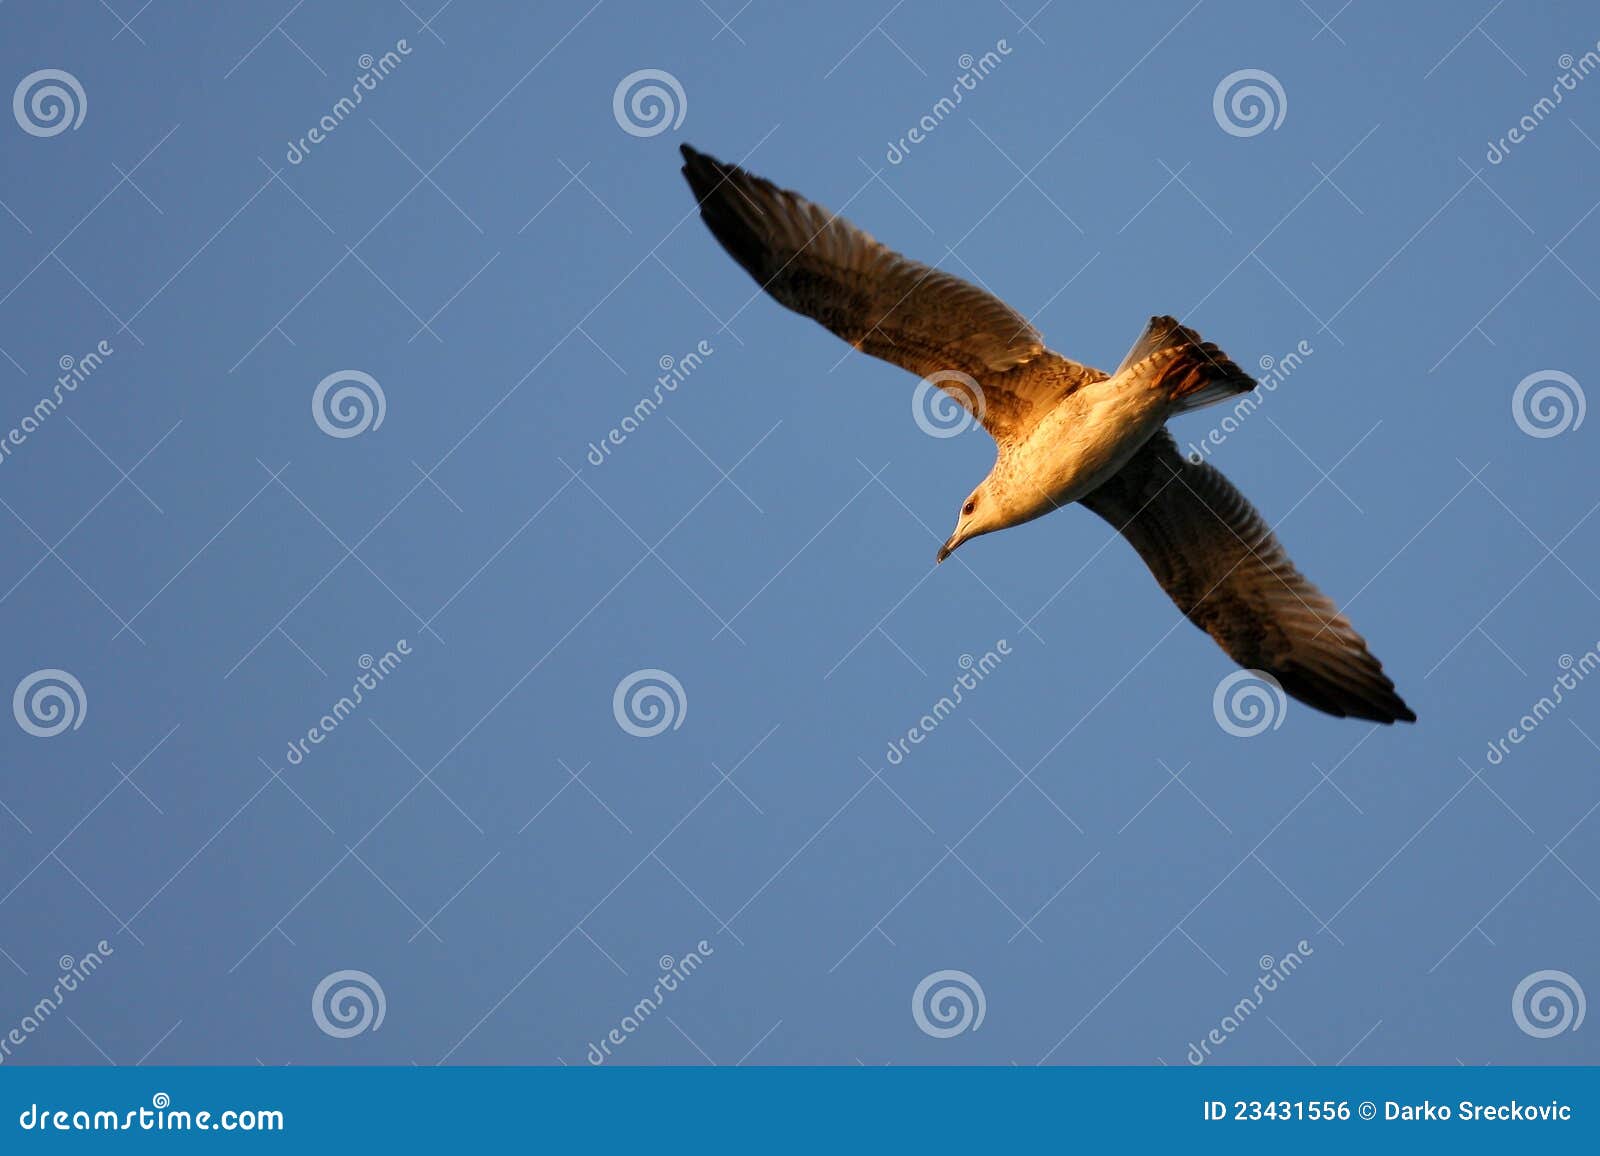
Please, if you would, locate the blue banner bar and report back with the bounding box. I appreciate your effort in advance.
[2,1067,1596,1151]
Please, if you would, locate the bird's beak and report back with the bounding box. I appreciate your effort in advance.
[936,534,959,564]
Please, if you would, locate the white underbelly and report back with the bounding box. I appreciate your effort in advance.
[1016,383,1168,508]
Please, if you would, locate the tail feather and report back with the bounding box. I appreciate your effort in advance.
[1116,315,1256,416]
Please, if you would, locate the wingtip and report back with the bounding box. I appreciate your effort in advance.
[1366,701,1417,726]
[1354,674,1418,726]
[1275,663,1418,725]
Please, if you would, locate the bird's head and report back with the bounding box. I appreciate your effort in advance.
[937,483,1001,563]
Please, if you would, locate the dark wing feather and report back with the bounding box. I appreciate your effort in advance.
[680,144,1092,440]
[1080,431,1415,723]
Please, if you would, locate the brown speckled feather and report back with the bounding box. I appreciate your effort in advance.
[680,144,1098,441]
[1079,430,1415,723]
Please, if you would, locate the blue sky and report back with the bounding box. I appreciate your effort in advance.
[0,0,1596,1064]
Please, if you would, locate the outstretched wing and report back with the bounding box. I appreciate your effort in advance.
[680,144,1093,440]
[1080,430,1415,723]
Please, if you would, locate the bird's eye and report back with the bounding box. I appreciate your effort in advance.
[962,500,976,516]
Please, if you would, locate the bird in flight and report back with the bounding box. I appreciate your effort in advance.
[680,144,1414,724]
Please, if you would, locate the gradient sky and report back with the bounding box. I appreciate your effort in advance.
[0,0,1596,1065]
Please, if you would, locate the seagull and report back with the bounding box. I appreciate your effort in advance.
[680,144,1415,724]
